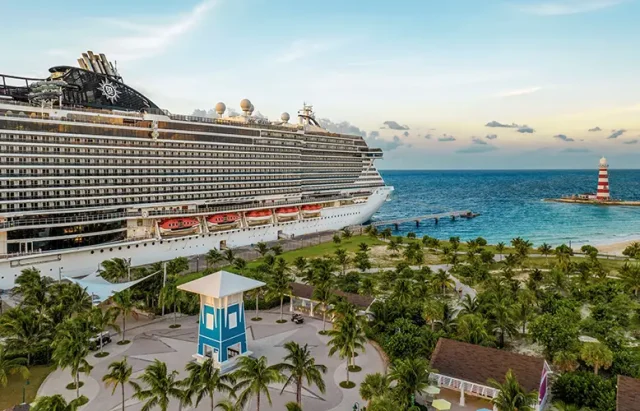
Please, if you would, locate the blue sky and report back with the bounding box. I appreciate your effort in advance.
[2,0,639,169]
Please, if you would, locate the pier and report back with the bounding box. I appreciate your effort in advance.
[370,210,479,230]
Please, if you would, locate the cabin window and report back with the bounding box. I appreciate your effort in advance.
[228,313,237,329]
[206,313,214,330]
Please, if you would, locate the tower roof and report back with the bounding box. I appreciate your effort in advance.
[178,270,265,298]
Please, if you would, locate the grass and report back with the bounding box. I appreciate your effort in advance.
[347,365,362,372]
[0,365,53,410]
[65,381,84,390]
[339,381,356,389]
[251,317,262,321]
[276,319,288,324]
[94,351,109,358]
[117,340,131,345]
[169,324,182,328]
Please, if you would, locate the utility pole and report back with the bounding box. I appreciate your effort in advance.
[161,261,167,317]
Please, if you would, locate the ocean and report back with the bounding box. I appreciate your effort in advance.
[375,170,640,247]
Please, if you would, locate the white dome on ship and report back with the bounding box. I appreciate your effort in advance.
[600,157,607,166]
[215,102,226,115]
[281,112,290,123]
[240,99,252,112]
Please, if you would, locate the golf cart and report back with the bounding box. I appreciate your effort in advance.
[89,331,112,351]
[291,313,304,324]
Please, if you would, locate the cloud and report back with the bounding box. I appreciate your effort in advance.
[471,137,488,145]
[485,134,498,140]
[381,121,410,130]
[424,134,432,139]
[516,0,627,16]
[517,126,535,133]
[438,135,456,142]
[607,129,626,139]
[588,126,602,132]
[402,131,410,138]
[369,131,380,139]
[485,121,519,128]
[99,0,218,61]
[623,139,639,145]
[457,145,498,154]
[317,118,367,137]
[275,39,342,63]
[553,134,574,142]
[497,86,542,97]
[562,148,591,153]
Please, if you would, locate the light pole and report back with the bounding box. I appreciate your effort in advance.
[22,379,30,404]
[161,262,167,317]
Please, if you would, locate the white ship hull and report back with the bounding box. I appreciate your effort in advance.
[0,187,391,289]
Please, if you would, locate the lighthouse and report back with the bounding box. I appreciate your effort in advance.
[596,157,610,201]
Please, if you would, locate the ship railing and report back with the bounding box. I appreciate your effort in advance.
[0,99,144,119]
[0,211,127,229]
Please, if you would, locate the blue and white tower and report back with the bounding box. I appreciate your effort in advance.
[178,270,265,371]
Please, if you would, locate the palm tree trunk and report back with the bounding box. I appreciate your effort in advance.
[75,371,80,398]
[255,293,259,319]
[122,315,126,342]
[346,363,350,383]
[121,384,125,411]
[322,307,326,331]
[297,377,302,405]
[595,364,599,375]
[280,296,284,321]
[257,392,261,411]
[211,393,214,411]
[174,301,177,325]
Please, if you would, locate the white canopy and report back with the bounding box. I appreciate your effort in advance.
[65,270,159,304]
[178,270,265,298]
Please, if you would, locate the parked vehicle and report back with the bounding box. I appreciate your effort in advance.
[89,331,112,350]
[291,313,304,324]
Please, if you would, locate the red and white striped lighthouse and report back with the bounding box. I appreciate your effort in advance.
[596,157,610,200]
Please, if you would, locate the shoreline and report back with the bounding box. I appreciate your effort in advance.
[582,238,640,255]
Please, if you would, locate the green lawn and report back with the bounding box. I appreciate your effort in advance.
[0,365,54,410]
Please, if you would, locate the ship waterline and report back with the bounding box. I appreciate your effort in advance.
[0,51,392,288]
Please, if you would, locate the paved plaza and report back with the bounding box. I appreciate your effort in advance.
[37,310,385,411]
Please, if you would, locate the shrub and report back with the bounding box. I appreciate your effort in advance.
[552,371,616,411]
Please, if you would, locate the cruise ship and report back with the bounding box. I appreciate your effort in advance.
[0,51,392,289]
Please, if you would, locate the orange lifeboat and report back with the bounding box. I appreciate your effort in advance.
[275,207,299,219]
[158,217,200,236]
[245,210,273,224]
[301,204,322,217]
[206,213,241,229]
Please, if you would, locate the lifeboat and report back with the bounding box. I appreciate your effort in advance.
[206,213,241,230]
[158,217,200,236]
[301,204,322,217]
[275,207,299,220]
[245,210,273,224]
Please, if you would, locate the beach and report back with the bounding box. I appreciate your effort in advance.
[595,239,639,256]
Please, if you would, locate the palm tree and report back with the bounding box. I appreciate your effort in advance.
[555,244,574,271]
[538,243,552,265]
[0,344,29,387]
[266,267,292,322]
[0,307,49,366]
[52,318,92,398]
[100,258,132,282]
[205,249,224,269]
[435,302,458,334]
[14,268,50,313]
[285,403,303,411]
[271,244,284,256]
[31,395,88,411]
[312,281,333,332]
[90,306,120,355]
[620,263,640,297]
[223,249,236,265]
[332,233,342,244]
[359,372,390,407]
[215,400,243,411]
[457,314,493,346]
[132,359,185,411]
[552,401,581,411]
[233,355,284,411]
[580,343,613,375]
[293,256,308,276]
[327,313,366,384]
[552,351,579,373]
[160,281,187,326]
[102,358,133,411]
[183,357,235,411]
[433,269,454,294]
[458,294,480,316]
[422,299,442,331]
[496,242,506,261]
[112,290,138,343]
[380,228,392,240]
[334,248,350,275]
[490,300,517,348]
[277,341,327,406]
[389,358,434,407]
[64,284,92,317]
[341,227,353,239]
[387,238,400,256]
[233,258,248,273]
[255,242,270,257]
[489,369,538,411]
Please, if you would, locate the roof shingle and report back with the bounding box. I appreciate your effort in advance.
[429,338,545,393]
[617,375,640,411]
[289,282,375,309]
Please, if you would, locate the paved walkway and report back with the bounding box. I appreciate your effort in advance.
[37,311,385,411]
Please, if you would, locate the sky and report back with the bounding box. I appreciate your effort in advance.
[2,0,639,169]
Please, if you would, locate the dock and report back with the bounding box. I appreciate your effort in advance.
[544,198,640,207]
[370,210,479,230]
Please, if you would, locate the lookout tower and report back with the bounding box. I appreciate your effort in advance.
[178,270,265,371]
[596,157,610,201]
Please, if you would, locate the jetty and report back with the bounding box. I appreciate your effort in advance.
[544,198,640,207]
[370,210,479,230]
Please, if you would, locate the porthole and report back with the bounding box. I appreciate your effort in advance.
[91,250,95,254]
[152,242,155,245]
[100,249,104,253]
[136,244,139,248]
[109,248,113,251]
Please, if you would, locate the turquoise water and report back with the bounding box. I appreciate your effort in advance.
[375,170,640,247]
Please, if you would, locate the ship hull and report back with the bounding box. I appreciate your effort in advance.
[0,187,391,289]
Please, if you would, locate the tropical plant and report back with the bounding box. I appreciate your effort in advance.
[99,258,132,282]
[432,269,454,294]
[334,248,350,276]
[285,402,303,411]
[205,249,224,268]
[0,344,29,387]
[389,358,434,407]
[232,355,284,411]
[266,266,292,322]
[277,341,327,406]
[489,299,518,348]
[255,242,269,257]
[459,294,480,316]
[341,227,353,239]
[233,258,248,273]
[132,359,185,411]
[271,244,284,256]
[553,350,579,373]
[102,357,133,411]
[354,250,371,272]
[552,401,581,411]
[13,268,51,312]
[293,256,308,276]
[359,372,390,407]
[223,249,236,265]
[327,312,366,384]
[64,283,93,316]
[0,307,50,366]
[457,314,494,346]
[332,233,342,244]
[90,306,120,354]
[580,342,613,375]
[380,228,393,240]
[555,244,574,272]
[620,263,640,297]
[183,357,235,411]
[112,289,138,343]
[489,369,538,411]
[312,281,333,332]
[51,318,92,398]
[31,394,89,411]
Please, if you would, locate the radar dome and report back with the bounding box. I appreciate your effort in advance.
[240,99,252,112]
[600,157,608,166]
[215,102,226,115]
[281,112,290,123]
[249,104,254,115]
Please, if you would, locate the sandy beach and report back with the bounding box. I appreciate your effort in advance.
[592,239,639,256]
